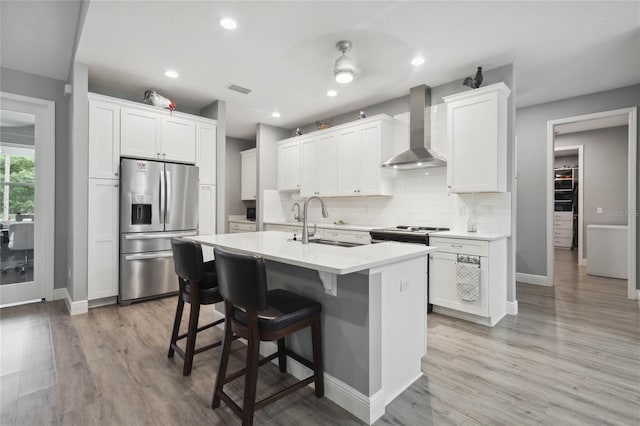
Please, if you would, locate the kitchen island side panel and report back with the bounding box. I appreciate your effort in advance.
[266,261,372,396]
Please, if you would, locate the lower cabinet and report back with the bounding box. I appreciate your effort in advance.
[264,223,371,244]
[229,221,257,233]
[87,178,120,300]
[429,236,506,326]
[198,184,216,261]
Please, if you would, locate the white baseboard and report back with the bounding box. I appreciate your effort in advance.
[516,272,551,286]
[88,297,118,309]
[636,289,640,301]
[506,300,518,315]
[257,340,384,424]
[580,258,588,266]
[57,287,88,315]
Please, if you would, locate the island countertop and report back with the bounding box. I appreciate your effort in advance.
[188,231,436,275]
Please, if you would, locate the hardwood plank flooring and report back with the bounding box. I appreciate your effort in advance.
[1,250,638,425]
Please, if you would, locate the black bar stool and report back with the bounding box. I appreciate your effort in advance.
[169,238,225,376]
[211,247,324,426]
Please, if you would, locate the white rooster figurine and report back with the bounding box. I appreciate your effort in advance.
[143,90,176,112]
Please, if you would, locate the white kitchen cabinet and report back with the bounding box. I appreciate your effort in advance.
[196,122,217,185]
[336,118,393,196]
[88,98,121,179]
[241,148,257,201]
[121,106,197,164]
[87,178,120,300]
[429,236,506,326]
[161,115,196,163]
[300,133,338,197]
[120,106,162,161]
[199,184,216,261]
[443,83,511,193]
[229,221,257,233]
[277,139,301,191]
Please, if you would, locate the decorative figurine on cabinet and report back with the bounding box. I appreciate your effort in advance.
[294,128,303,136]
[358,110,366,119]
[463,67,483,89]
[143,89,176,111]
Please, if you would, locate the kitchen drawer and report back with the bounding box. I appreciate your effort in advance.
[553,220,572,230]
[553,229,573,239]
[322,229,371,244]
[429,237,488,256]
[286,225,303,234]
[553,211,573,221]
[264,224,288,232]
[229,221,257,233]
[553,237,572,248]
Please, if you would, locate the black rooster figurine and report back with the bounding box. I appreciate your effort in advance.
[463,67,483,89]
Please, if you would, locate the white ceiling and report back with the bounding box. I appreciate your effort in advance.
[2,2,639,140]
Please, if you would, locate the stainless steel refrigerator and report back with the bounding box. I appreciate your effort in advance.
[119,158,199,304]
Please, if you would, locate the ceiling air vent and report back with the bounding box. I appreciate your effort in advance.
[227,84,252,95]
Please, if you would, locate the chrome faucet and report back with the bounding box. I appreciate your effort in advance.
[292,203,302,222]
[301,196,329,244]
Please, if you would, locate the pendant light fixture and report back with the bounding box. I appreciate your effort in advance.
[334,40,356,84]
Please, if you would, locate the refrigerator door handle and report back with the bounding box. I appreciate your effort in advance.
[165,170,171,223]
[159,170,166,224]
[124,230,198,240]
[124,251,174,261]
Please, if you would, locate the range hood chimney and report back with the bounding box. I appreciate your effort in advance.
[382,85,446,170]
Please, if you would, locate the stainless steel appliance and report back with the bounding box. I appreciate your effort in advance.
[246,207,256,221]
[119,158,199,304]
[370,226,449,313]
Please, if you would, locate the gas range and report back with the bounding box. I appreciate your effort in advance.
[369,225,450,244]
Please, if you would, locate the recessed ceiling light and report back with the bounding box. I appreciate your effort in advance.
[220,18,237,30]
[411,57,425,66]
[326,90,337,97]
[164,70,179,78]
[271,112,281,118]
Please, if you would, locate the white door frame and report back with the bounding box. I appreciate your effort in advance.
[546,107,637,299]
[553,144,584,265]
[0,92,55,305]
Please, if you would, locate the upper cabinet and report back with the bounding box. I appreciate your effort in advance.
[161,115,196,164]
[300,132,339,197]
[89,99,121,179]
[241,148,257,201]
[120,107,162,160]
[277,115,394,198]
[276,139,301,191]
[196,122,217,185]
[443,83,511,193]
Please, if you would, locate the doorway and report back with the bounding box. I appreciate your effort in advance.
[0,92,55,306]
[546,107,637,299]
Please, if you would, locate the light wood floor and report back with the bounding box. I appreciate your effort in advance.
[1,250,638,425]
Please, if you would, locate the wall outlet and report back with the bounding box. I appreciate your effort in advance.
[597,207,603,214]
[400,280,410,292]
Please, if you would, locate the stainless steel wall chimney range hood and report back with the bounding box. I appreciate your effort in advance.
[381,85,446,170]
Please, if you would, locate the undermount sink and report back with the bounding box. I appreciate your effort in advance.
[288,238,365,248]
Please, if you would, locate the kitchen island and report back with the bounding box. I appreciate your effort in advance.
[188,231,437,424]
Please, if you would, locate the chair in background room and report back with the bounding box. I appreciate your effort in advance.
[169,238,226,376]
[2,222,34,274]
[211,247,324,426]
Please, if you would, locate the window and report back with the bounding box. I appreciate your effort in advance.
[0,146,35,221]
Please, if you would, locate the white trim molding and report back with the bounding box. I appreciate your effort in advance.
[506,300,518,315]
[516,272,551,286]
[258,340,386,424]
[57,287,88,315]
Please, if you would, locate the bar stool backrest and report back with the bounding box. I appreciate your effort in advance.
[171,238,205,283]
[213,247,269,311]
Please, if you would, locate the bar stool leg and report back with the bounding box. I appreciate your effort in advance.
[241,314,261,426]
[182,300,201,376]
[212,304,234,409]
[277,338,287,373]
[168,297,185,358]
[311,314,324,397]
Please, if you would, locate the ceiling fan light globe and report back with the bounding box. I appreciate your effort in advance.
[335,71,354,84]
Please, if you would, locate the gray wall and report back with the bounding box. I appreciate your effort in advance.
[0,67,69,291]
[225,136,255,229]
[0,125,34,146]
[291,64,519,301]
[256,124,290,230]
[516,84,639,290]
[556,126,629,255]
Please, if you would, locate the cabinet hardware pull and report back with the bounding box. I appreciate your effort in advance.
[114,184,119,187]
[451,244,463,248]
[115,172,119,176]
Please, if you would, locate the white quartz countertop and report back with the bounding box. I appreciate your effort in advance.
[431,230,510,241]
[228,215,256,224]
[188,231,436,275]
[264,221,379,232]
